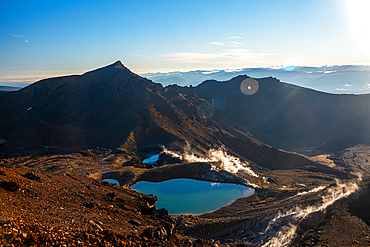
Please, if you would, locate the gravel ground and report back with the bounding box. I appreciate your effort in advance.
[0,167,221,246]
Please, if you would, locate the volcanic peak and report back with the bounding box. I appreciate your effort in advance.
[82,61,131,77]
[112,60,127,70]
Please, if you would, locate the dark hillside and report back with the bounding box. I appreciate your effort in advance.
[194,75,370,152]
[0,62,220,153]
[0,62,349,176]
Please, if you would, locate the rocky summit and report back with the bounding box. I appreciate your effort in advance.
[1,62,370,246]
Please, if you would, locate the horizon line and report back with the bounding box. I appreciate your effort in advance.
[1,62,370,87]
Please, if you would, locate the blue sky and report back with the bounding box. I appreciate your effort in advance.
[1,0,369,86]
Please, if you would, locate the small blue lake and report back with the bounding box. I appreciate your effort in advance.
[103,179,120,186]
[142,154,160,164]
[131,178,254,215]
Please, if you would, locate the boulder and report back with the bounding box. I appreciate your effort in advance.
[0,181,20,192]
[106,192,117,201]
[299,211,323,231]
[163,220,176,236]
[158,208,168,216]
[156,152,183,166]
[83,202,99,209]
[128,219,141,226]
[142,225,167,240]
[146,195,157,208]
[123,158,153,168]
[22,172,41,182]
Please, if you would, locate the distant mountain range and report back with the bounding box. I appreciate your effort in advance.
[141,65,370,95]
[0,85,21,91]
[5,65,370,95]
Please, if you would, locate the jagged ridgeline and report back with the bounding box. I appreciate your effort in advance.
[1,61,369,169]
[0,61,364,171]
[0,61,222,151]
[0,61,370,155]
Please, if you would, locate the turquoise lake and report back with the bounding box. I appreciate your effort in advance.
[131,178,254,215]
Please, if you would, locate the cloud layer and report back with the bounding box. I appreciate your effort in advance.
[166,49,273,64]
[210,41,244,47]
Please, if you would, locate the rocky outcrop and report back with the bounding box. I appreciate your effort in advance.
[22,171,41,182]
[156,152,183,166]
[123,157,153,168]
[0,181,20,191]
[142,225,168,240]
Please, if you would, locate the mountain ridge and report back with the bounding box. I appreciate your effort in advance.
[3,61,369,156]
[191,75,370,152]
[0,61,331,175]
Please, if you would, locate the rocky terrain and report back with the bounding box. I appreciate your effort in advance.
[0,166,227,246]
[1,61,370,246]
[1,150,370,246]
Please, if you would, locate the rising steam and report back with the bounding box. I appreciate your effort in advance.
[262,179,360,247]
[162,146,258,177]
[295,185,326,196]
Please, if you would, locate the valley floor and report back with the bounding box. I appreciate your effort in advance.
[1,145,370,246]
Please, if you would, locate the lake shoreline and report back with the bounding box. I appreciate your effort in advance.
[131,178,255,215]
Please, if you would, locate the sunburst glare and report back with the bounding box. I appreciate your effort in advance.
[345,0,370,53]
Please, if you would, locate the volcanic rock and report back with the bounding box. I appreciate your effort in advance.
[0,181,20,192]
[83,202,97,209]
[157,152,183,166]
[124,157,152,168]
[106,192,116,201]
[0,166,214,246]
[22,171,41,182]
[142,225,167,240]
[128,219,141,226]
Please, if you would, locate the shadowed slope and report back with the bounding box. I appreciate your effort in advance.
[0,62,350,178]
[194,75,370,152]
[0,62,223,154]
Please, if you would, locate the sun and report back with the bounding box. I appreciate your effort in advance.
[345,0,370,53]
[282,58,298,71]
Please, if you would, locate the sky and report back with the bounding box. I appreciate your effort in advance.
[1,0,370,87]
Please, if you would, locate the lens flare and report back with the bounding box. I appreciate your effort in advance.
[240,78,259,95]
[345,0,370,53]
[197,101,215,119]
[212,96,227,111]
